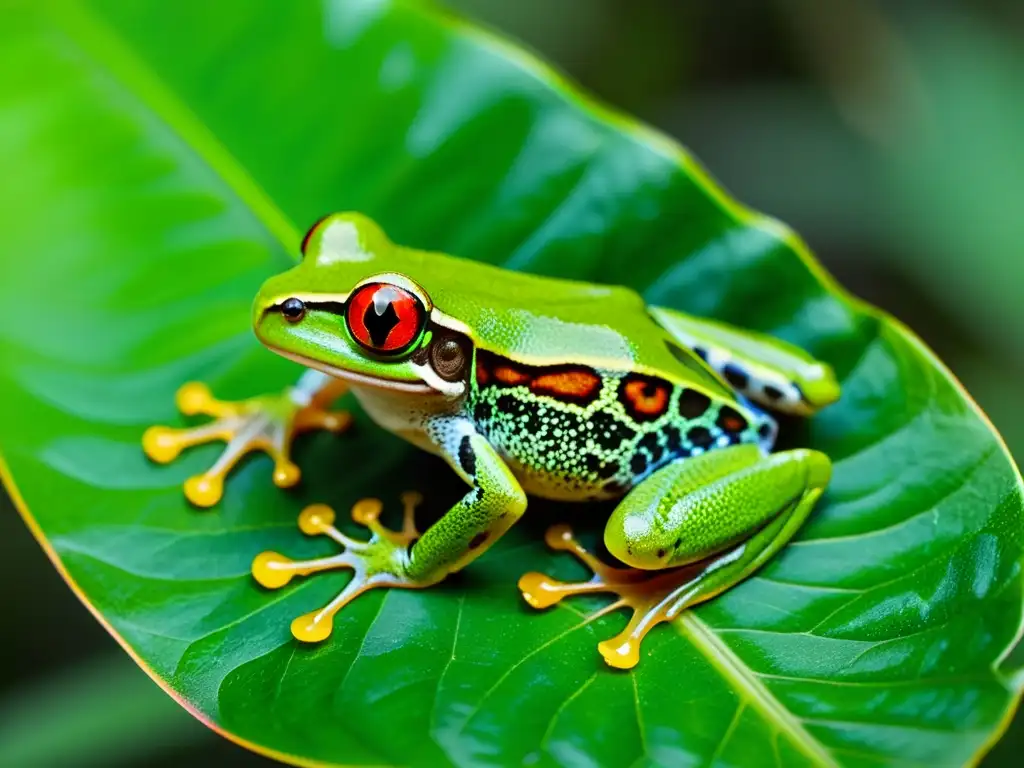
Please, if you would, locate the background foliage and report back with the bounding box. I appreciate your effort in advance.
[1,0,1023,765]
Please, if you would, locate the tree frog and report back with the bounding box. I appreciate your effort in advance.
[144,213,839,669]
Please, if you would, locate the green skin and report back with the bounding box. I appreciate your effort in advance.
[249,212,840,593]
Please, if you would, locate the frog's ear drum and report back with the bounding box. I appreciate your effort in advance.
[300,214,331,257]
[429,334,470,382]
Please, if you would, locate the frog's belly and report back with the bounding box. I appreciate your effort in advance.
[504,457,623,502]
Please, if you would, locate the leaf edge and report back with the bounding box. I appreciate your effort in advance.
[1,1,1022,766]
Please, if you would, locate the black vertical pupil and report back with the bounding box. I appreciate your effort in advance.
[363,290,401,347]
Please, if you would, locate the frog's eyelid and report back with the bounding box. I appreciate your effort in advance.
[429,308,473,337]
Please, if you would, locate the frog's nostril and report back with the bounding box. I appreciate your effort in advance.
[281,298,306,322]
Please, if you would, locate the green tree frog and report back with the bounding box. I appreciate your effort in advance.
[144,213,839,669]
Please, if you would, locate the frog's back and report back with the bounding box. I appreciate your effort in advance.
[416,249,722,389]
[423,253,642,363]
[418,253,776,502]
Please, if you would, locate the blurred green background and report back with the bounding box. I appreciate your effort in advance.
[2,0,1022,765]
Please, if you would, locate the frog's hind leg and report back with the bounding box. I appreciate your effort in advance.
[519,445,830,669]
[143,370,350,507]
[650,306,839,416]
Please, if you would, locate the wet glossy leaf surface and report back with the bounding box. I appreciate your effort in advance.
[1,1,1022,766]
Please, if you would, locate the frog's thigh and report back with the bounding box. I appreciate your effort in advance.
[650,306,840,413]
[605,444,831,570]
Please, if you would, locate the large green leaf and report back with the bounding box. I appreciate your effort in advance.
[1,1,1022,765]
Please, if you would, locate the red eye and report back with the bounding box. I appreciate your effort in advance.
[345,282,425,355]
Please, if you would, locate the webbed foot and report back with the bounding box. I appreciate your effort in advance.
[519,525,712,670]
[143,378,350,507]
[521,449,828,669]
[252,492,435,642]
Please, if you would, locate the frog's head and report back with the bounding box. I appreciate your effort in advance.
[253,213,471,397]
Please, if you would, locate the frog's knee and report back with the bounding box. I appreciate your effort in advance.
[470,438,527,520]
[476,463,527,521]
[604,508,671,570]
[793,448,831,490]
[492,483,527,522]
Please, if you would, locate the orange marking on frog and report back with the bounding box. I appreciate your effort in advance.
[475,358,490,385]
[477,350,602,405]
[494,365,531,386]
[531,370,601,402]
[620,374,671,421]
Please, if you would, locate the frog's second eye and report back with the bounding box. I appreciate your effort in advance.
[300,214,329,256]
[345,282,425,355]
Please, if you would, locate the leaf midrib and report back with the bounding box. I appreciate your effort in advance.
[677,613,839,768]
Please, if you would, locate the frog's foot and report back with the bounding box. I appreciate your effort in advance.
[142,381,351,508]
[519,525,709,670]
[252,492,433,643]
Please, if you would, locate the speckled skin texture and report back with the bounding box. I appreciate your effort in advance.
[468,356,776,502]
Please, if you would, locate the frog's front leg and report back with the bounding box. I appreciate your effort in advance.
[253,418,526,642]
[519,444,830,669]
[143,370,351,507]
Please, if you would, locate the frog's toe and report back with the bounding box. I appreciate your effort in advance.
[183,472,226,508]
[143,380,352,508]
[252,493,429,643]
[175,381,228,418]
[520,524,700,670]
[179,421,272,507]
[272,457,302,489]
[294,407,352,434]
[142,420,235,464]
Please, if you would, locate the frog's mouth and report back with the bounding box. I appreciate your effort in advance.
[269,347,437,395]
